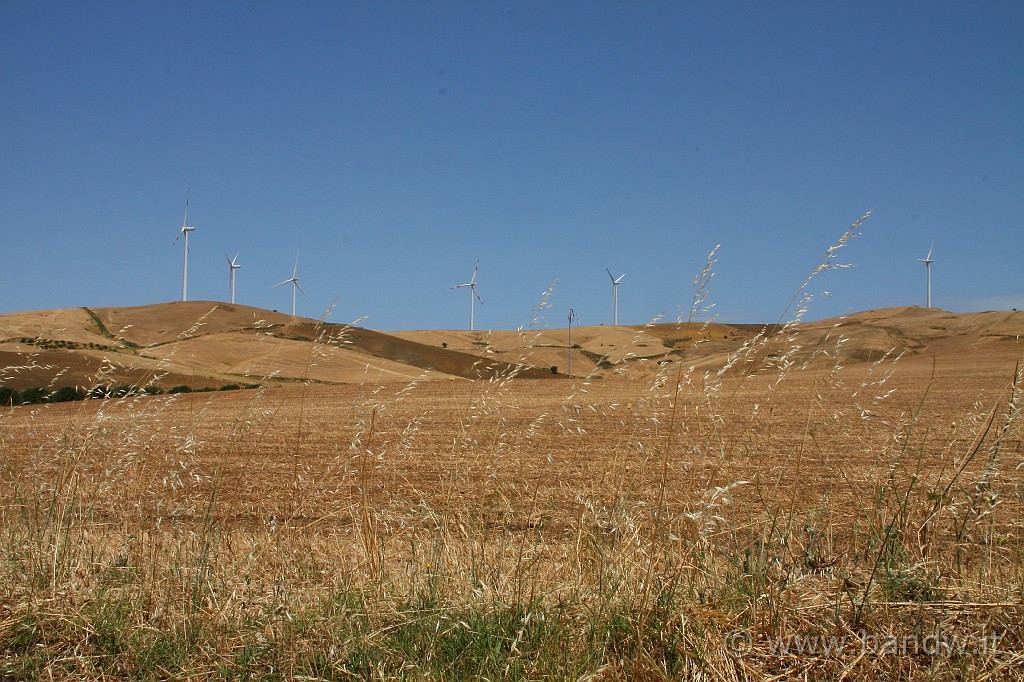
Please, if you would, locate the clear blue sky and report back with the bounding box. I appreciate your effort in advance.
[2,1,1021,330]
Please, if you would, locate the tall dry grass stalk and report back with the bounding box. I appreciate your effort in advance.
[2,215,1024,679]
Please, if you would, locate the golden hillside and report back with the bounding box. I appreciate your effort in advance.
[1,302,1022,391]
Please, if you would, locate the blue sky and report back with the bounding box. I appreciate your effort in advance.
[2,2,1021,330]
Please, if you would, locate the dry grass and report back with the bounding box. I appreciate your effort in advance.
[2,218,1024,680]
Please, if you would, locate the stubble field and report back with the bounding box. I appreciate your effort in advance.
[2,341,1024,680]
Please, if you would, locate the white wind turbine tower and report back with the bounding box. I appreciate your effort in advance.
[567,308,577,378]
[917,243,935,308]
[225,252,241,304]
[607,268,625,325]
[274,252,307,317]
[451,260,483,331]
[172,189,196,301]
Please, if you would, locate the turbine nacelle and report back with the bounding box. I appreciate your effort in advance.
[451,282,483,303]
[273,277,307,295]
[917,242,934,265]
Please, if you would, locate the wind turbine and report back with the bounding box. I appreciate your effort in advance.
[567,308,577,378]
[451,260,483,331]
[225,252,241,304]
[607,268,625,325]
[172,189,196,301]
[273,251,307,317]
[917,243,934,308]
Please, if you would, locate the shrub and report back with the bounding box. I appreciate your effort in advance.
[49,386,86,403]
[19,387,48,404]
[168,385,193,394]
[89,385,111,399]
[0,386,21,406]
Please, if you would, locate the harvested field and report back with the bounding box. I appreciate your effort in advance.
[2,338,1024,679]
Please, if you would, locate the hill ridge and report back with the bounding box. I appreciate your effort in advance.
[2,302,1023,391]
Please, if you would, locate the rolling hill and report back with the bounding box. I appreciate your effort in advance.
[1,301,1022,392]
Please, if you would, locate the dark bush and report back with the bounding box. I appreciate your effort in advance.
[550,366,558,375]
[50,386,86,403]
[168,385,193,394]
[219,384,240,391]
[0,386,21,406]
[89,385,112,399]
[20,387,49,404]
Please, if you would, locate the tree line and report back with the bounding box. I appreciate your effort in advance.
[0,383,255,407]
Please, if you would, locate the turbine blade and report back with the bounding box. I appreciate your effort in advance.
[926,242,934,261]
[273,280,290,288]
[470,260,479,284]
[607,268,615,282]
[293,251,300,277]
[295,281,308,297]
[182,187,190,229]
[615,273,626,284]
